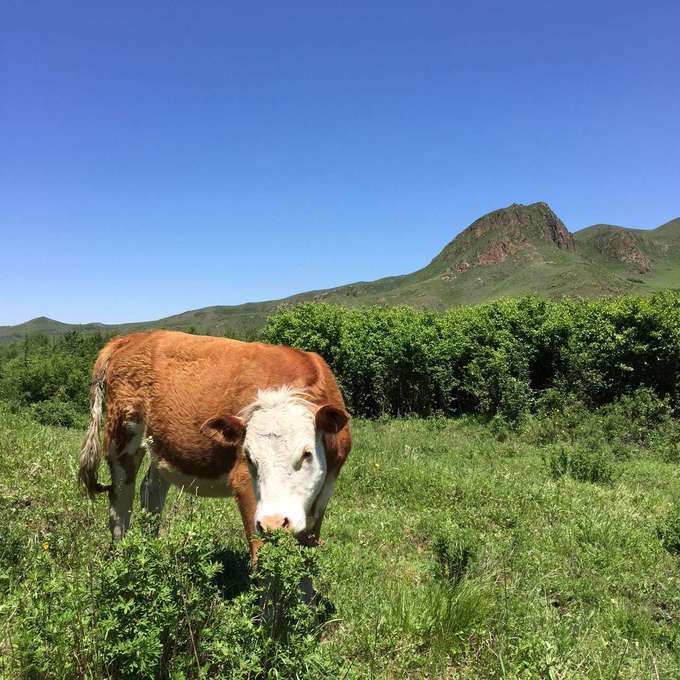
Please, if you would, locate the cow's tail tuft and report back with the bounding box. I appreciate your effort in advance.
[78,346,113,499]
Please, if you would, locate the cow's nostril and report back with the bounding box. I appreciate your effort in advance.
[281,517,290,529]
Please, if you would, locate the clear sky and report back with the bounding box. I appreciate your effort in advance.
[2,1,679,325]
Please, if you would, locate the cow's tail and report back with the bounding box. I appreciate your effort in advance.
[78,344,114,499]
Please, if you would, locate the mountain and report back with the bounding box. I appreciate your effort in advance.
[2,202,679,344]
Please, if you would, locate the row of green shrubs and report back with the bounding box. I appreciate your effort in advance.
[2,292,679,424]
[263,292,680,419]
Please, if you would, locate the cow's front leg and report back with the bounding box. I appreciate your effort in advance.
[230,462,259,564]
[237,491,260,565]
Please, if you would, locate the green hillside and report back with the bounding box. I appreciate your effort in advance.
[2,202,679,343]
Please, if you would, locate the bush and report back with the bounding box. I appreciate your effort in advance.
[4,515,343,679]
[94,517,222,677]
[526,387,678,460]
[264,293,680,419]
[3,292,680,425]
[0,331,106,422]
[30,397,87,428]
[657,501,680,555]
[204,531,340,678]
[661,434,680,463]
[429,523,476,586]
[598,387,673,449]
[547,445,615,484]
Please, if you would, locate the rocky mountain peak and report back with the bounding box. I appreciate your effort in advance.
[432,202,575,271]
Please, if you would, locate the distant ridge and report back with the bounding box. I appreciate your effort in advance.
[2,202,679,343]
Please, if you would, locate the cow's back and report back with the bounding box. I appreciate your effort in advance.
[101,330,346,475]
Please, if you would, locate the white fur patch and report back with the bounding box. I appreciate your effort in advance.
[154,458,233,498]
[242,387,328,535]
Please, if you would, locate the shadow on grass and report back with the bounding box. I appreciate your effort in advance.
[314,591,337,625]
[212,548,252,599]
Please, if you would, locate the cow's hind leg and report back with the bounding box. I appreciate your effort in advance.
[140,461,170,534]
[107,420,145,541]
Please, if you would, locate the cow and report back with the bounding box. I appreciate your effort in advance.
[77,330,351,562]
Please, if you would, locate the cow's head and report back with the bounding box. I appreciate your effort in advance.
[200,387,349,537]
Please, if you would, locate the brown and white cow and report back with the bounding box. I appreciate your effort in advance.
[78,330,351,560]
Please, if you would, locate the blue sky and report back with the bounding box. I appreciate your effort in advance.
[2,1,679,325]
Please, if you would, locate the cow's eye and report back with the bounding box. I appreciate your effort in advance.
[301,450,313,463]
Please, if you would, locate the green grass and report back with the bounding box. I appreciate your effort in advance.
[1,407,680,677]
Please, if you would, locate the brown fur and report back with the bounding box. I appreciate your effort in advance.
[78,330,352,558]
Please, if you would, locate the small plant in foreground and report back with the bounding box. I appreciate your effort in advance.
[658,500,680,554]
[205,530,343,678]
[385,578,490,664]
[429,522,476,586]
[95,512,223,678]
[547,445,615,484]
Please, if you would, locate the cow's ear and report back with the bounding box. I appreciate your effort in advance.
[200,414,246,447]
[315,404,350,434]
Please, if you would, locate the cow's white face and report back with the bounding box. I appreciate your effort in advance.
[200,387,349,538]
[244,397,326,536]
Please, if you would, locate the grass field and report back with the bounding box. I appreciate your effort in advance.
[1,406,680,678]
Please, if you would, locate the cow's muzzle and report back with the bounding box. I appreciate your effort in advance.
[256,515,291,532]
